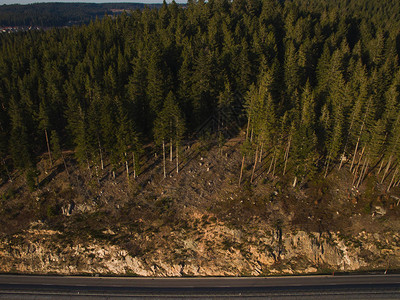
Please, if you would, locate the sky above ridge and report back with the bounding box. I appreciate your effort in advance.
[1,0,187,4]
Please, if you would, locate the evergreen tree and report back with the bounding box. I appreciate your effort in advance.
[38,99,53,168]
[284,40,300,98]
[191,47,218,127]
[50,130,62,161]
[116,100,142,179]
[127,55,148,134]
[291,81,318,185]
[9,97,35,171]
[154,91,185,177]
[147,44,167,121]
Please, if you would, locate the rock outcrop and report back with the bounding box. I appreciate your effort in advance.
[1,223,398,276]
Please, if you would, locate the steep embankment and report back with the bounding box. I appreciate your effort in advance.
[1,223,399,276]
[0,137,399,275]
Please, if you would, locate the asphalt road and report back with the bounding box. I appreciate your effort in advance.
[0,274,399,299]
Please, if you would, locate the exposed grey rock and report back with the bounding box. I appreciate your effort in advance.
[0,226,399,276]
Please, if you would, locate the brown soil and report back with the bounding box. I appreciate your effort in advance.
[0,133,399,248]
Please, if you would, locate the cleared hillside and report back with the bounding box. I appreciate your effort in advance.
[1,134,399,275]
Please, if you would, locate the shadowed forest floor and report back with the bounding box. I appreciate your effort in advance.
[1,133,399,237]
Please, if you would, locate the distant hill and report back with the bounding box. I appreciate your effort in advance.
[0,3,163,27]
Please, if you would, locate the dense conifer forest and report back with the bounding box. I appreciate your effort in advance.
[1,0,400,191]
[0,3,161,27]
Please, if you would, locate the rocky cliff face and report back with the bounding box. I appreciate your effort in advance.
[1,223,398,276]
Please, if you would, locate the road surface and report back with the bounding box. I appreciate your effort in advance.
[0,274,399,299]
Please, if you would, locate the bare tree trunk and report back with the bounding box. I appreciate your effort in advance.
[267,150,274,175]
[259,142,264,163]
[246,115,251,140]
[361,158,369,186]
[219,133,223,156]
[283,135,291,175]
[170,137,173,162]
[350,137,360,173]
[377,158,384,175]
[176,141,179,174]
[387,167,398,192]
[132,152,136,178]
[339,100,366,171]
[356,157,368,188]
[125,153,129,179]
[324,156,331,178]
[352,146,365,176]
[239,155,245,186]
[356,146,366,172]
[292,176,297,187]
[272,152,277,177]
[61,153,70,178]
[240,114,251,186]
[381,155,393,183]
[44,129,52,168]
[163,139,166,178]
[338,154,344,170]
[352,160,361,186]
[250,144,259,183]
[98,138,104,170]
[350,99,372,172]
